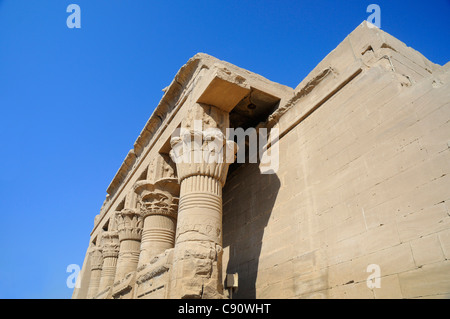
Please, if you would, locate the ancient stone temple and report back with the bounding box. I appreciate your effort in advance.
[72,22,450,299]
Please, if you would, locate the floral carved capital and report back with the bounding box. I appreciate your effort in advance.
[134,178,180,220]
[169,129,238,186]
[116,209,143,242]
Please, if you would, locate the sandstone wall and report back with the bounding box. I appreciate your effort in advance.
[222,22,450,299]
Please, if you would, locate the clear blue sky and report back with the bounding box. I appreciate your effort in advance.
[0,0,448,299]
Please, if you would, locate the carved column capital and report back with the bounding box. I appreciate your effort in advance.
[89,247,103,271]
[87,246,104,299]
[116,209,143,242]
[113,209,143,288]
[97,230,120,297]
[134,178,180,220]
[169,129,238,186]
[100,231,120,258]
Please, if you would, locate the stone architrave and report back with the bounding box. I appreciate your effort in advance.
[86,246,103,299]
[168,105,237,298]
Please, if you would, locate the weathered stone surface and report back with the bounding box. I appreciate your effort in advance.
[73,21,450,299]
[398,261,450,298]
[97,230,119,296]
[134,177,179,267]
[135,249,174,299]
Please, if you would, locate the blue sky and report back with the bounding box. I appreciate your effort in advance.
[0,0,448,299]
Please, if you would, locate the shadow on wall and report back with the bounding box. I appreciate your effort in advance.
[223,162,280,299]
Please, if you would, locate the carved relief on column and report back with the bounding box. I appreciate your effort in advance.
[129,153,180,299]
[134,178,180,269]
[168,104,238,299]
[96,219,120,298]
[182,103,229,131]
[86,246,103,299]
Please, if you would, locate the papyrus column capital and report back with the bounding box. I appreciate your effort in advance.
[169,129,238,186]
[101,231,120,259]
[134,177,180,270]
[134,178,180,220]
[89,246,103,271]
[116,209,143,242]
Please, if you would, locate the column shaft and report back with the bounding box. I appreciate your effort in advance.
[134,178,180,269]
[114,239,141,281]
[139,215,176,264]
[98,256,118,291]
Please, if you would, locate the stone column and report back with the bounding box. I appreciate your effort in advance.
[113,209,143,282]
[86,246,103,299]
[168,112,237,298]
[97,230,119,294]
[134,178,180,268]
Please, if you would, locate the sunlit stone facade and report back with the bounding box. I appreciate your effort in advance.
[73,22,450,299]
